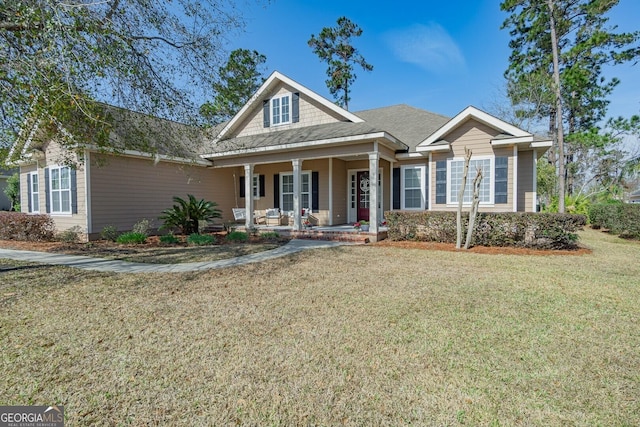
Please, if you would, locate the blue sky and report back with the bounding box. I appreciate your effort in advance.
[225,0,639,127]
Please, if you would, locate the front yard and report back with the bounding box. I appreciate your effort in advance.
[1,229,638,425]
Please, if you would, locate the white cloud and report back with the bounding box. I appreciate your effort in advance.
[383,23,465,73]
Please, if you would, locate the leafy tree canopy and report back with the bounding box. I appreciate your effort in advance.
[199,48,267,126]
[0,0,247,162]
[308,16,373,110]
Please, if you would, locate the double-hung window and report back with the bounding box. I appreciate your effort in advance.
[448,157,492,204]
[49,166,72,214]
[401,165,426,210]
[271,94,290,126]
[280,172,310,212]
[30,172,39,212]
[252,176,260,200]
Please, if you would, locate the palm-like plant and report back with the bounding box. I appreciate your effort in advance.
[159,195,221,235]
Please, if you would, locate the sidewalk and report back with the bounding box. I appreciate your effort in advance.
[0,239,352,273]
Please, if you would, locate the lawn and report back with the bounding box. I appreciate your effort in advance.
[0,229,638,426]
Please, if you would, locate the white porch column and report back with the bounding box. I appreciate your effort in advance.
[292,158,302,231]
[369,151,379,234]
[244,164,254,228]
[513,146,518,212]
[389,159,394,212]
[532,149,538,212]
[328,158,334,225]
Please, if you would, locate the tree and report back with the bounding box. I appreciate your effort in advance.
[3,172,20,211]
[0,0,247,161]
[500,0,639,212]
[200,48,267,125]
[308,17,373,110]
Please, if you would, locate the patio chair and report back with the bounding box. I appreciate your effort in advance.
[265,208,282,226]
[254,210,266,225]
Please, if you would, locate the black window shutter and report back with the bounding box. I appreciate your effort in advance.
[239,176,245,198]
[292,93,300,123]
[263,100,270,128]
[312,171,319,211]
[70,168,78,214]
[393,168,401,209]
[435,160,447,204]
[495,156,508,204]
[259,175,265,197]
[273,174,280,208]
[44,168,50,213]
[27,174,32,212]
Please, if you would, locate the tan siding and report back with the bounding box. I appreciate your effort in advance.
[234,84,346,138]
[518,150,535,212]
[449,119,501,157]
[19,164,37,213]
[89,154,218,232]
[332,159,348,224]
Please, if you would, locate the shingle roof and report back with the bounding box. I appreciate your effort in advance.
[203,104,451,156]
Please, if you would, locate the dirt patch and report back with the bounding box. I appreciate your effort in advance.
[373,239,592,256]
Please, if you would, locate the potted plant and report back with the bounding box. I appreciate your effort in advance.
[354,220,369,232]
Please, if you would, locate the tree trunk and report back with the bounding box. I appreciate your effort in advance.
[547,0,566,213]
[456,148,472,249]
[465,167,483,250]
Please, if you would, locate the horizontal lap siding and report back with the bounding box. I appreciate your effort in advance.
[235,84,346,138]
[518,150,535,212]
[90,154,217,231]
[332,159,347,225]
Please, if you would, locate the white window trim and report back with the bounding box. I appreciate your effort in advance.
[271,93,291,126]
[446,155,495,206]
[252,175,260,200]
[30,172,40,213]
[48,165,73,215]
[280,170,311,212]
[400,165,427,210]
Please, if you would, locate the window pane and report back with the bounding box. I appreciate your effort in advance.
[61,190,71,212]
[283,194,293,211]
[52,193,60,212]
[272,98,280,124]
[281,96,290,122]
[302,194,309,210]
[405,189,422,208]
[404,168,420,188]
[51,169,60,190]
[32,175,38,192]
[60,167,70,189]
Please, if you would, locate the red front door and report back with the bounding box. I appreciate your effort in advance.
[357,171,370,222]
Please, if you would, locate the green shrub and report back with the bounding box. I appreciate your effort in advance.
[116,232,147,244]
[132,218,152,236]
[0,212,56,241]
[385,211,586,249]
[591,203,640,239]
[57,226,82,243]
[226,231,248,242]
[260,231,280,240]
[159,233,180,245]
[187,233,215,246]
[100,225,120,242]
[3,173,20,211]
[159,195,221,234]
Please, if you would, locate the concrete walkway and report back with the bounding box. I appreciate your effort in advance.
[0,239,351,273]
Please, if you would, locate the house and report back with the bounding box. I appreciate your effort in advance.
[9,71,551,240]
[630,189,640,204]
[0,168,18,211]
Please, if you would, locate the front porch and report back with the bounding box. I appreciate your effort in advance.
[237,224,388,243]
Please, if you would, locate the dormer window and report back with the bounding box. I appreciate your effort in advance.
[263,92,300,128]
[272,94,290,125]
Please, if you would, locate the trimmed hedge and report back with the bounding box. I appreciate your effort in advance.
[0,212,56,242]
[589,203,640,239]
[385,211,587,249]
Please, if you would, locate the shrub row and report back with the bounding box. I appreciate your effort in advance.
[385,211,587,249]
[588,203,640,239]
[0,212,56,242]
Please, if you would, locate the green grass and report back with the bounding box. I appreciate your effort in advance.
[0,229,638,425]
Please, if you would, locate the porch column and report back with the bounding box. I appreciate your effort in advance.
[244,163,254,228]
[532,149,538,212]
[389,159,394,212]
[292,158,302,231]
[328,158,334,226]
[513,146,518,212]
[369,152,379,234]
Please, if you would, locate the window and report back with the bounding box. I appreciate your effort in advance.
[30,172,39,212]
[281,172,310,212]
[449,158,492,204]
[272,94,290,125]
[49,166,72,214]
[252,176,260,200]
[401,166,426,209]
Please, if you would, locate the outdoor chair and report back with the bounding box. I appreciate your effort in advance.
[265,208,282,226]
[254,210,266,225]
